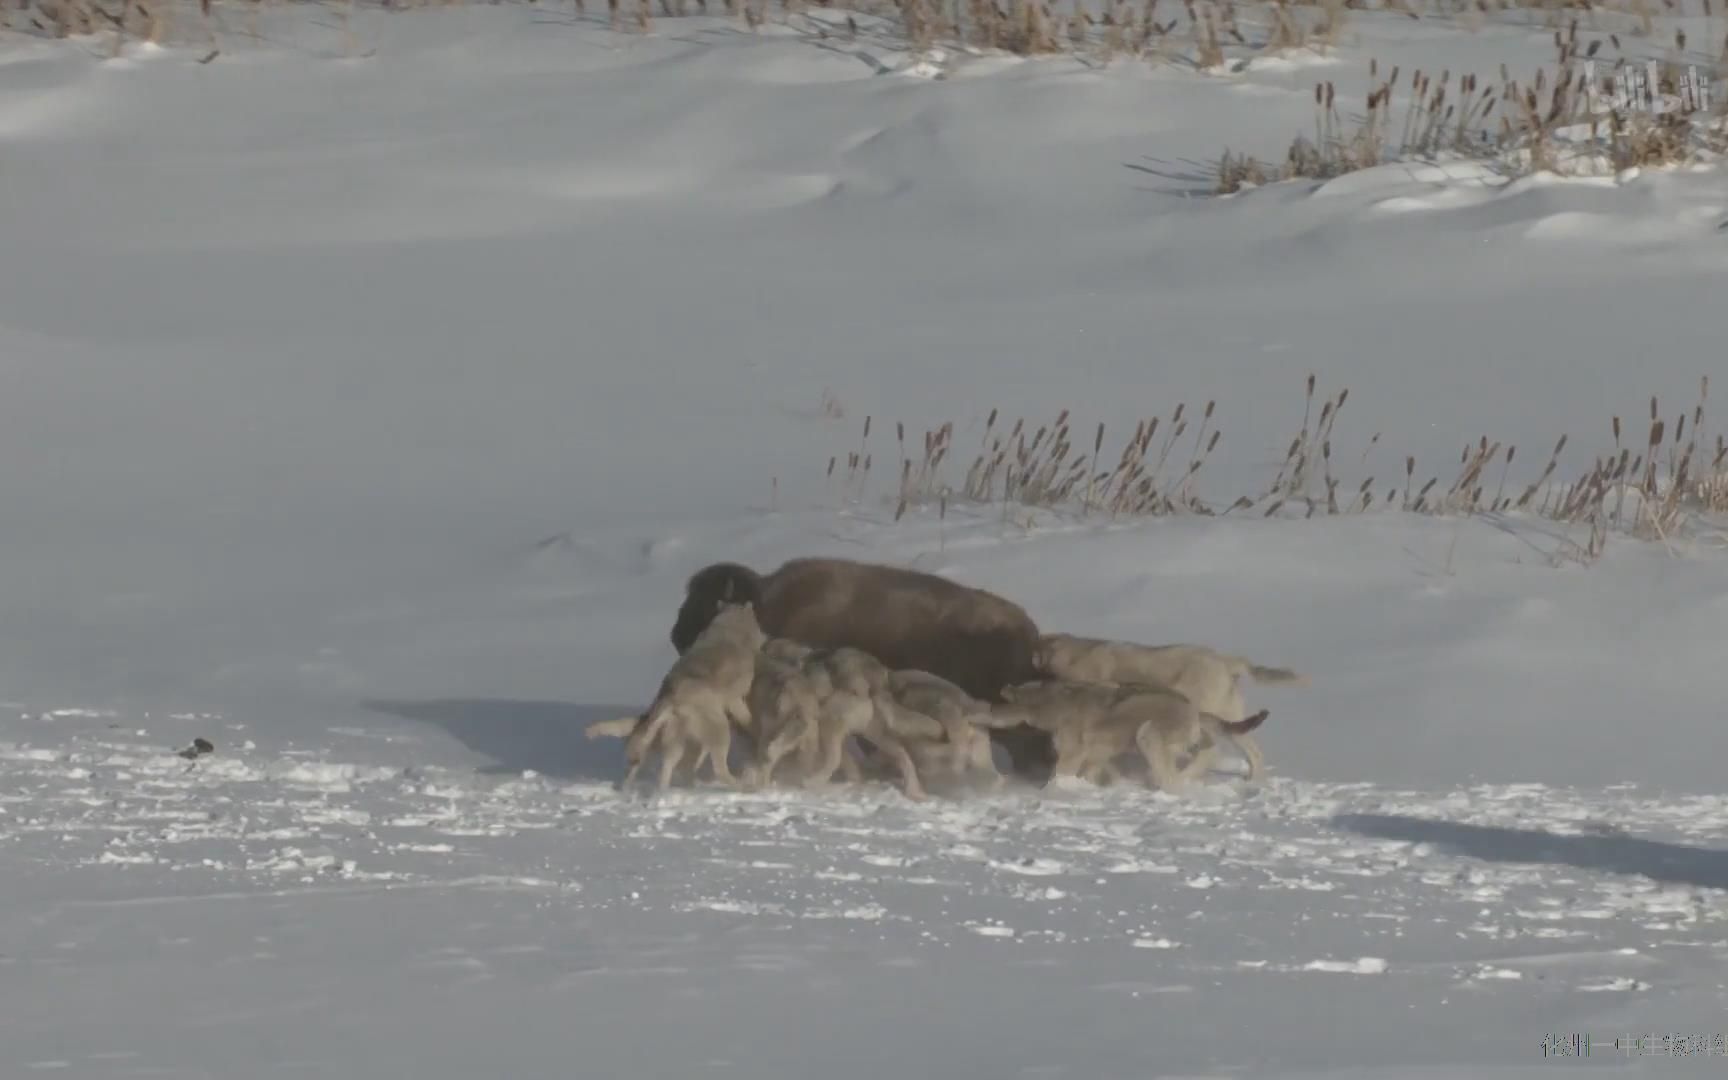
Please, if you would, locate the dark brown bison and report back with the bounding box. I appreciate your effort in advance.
[668,556,1057,780]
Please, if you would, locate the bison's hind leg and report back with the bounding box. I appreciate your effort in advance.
[993,726,1058,785]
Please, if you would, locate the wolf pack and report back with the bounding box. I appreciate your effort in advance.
[584,554,1309,801]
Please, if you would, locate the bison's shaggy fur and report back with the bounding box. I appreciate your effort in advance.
[668,556,1056,779]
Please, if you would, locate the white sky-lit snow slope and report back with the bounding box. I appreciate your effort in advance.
[2,4,1727,1077]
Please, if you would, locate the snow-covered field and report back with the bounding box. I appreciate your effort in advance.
[4,5,1728,1076]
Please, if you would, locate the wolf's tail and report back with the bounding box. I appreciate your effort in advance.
[585,714,644,741]
[1225,657,1310,687]
[1221,708,1269,735]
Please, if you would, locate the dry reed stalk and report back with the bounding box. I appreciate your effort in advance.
[823,370,1728,558]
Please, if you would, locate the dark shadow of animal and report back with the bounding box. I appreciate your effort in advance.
[362,698,639,783]
[669,556,1057,780]
[1331,812,1728,891]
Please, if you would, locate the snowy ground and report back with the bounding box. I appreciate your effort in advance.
[4,5,1728,1077]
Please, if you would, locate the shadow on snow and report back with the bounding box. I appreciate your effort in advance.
[1331,812,1728,891]
[362,697,636,783]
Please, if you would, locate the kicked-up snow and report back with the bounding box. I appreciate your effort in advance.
[1,4,1727,1076]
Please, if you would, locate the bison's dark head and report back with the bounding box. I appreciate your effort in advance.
[669,561,766,653]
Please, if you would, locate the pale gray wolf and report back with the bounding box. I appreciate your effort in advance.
[994,679,1268,792]
[762,641,949,801]
[665,556,1056,780]
[877,669,1003,790]
[584,712,743,790]
[854,718,1003,793]
[584,713,708,788]
[884,669,993,750]
[737,645,826,790]
[808,648,1002,794]
[772,648,1003,793]
[1032,633,1306,778]
[758,639,865,784]
[614,601,767,792]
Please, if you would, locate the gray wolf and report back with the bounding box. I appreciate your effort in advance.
[876,669,1004,791]
[738,645,826,789]
[616,601,767,792]
[763,641,949,801]
[994,679,1268,792]
[1032,633,1305,777]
